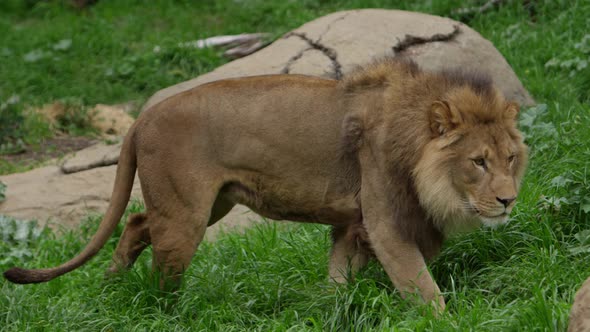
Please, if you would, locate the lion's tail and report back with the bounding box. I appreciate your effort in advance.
[3,124,138,284]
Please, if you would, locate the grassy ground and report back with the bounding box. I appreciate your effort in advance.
[1,0,590,330]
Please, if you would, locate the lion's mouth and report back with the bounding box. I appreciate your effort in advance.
[477,207,508,217]
[467,201,509,219]
[467,200,511,227]
[475,210,508,219]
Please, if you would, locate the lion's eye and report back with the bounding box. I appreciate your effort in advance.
[472,158,486,168]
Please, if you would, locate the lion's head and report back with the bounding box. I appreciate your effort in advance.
[413,84,528,234]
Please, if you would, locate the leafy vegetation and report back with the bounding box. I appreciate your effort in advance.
[0,97,27,154]
[0,181,6,203]
[1,0,590,330]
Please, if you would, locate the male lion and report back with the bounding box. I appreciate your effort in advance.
[4,58,528,310]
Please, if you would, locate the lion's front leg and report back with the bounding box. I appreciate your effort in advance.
[362,198,445,311]
[365,224,445,311]
[358,161,445,312]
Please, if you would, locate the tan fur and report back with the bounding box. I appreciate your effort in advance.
[4,58,528,312]
[569,277,590,332]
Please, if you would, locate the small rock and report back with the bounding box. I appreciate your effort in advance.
[0,165,141,229]
[61,141,122,174]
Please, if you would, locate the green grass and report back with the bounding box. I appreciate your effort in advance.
[1,0,590,330]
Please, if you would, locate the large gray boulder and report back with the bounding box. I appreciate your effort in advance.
[0,9,534,240]
[144,9,534,110]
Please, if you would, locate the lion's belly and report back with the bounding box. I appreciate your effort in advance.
[220,179,360,225]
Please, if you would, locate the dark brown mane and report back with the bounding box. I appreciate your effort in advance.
[439,67,495,100]
[339,57,420,92]
[339,57,496,104]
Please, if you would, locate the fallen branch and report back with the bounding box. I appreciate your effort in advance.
[179,33,270,58]
[224,40,267,59]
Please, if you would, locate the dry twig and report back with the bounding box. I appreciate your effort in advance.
[179,33,270,58]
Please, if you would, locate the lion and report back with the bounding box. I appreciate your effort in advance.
[3,58,528,311]
[569,276,590,332]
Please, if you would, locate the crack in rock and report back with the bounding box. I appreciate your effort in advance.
[392,25,461,55]
[316,12,352,44]
[281,47,312,74]
[282,32,342,79]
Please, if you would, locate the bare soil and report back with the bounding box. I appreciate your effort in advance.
[1,136,95,165]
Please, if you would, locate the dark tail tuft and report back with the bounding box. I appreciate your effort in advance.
[4,267,51,284]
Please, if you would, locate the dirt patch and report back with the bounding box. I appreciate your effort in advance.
[1,136,96,165]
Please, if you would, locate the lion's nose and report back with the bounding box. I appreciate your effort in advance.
[496,197,516,207]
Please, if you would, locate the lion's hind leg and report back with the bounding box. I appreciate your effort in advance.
[328,223,372,284]
[146,179,222,291]
[149,204,213,290]
[107,212,151,275]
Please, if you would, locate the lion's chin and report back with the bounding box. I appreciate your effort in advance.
[479,214,510,228]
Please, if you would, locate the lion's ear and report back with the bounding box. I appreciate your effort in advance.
[504,101,520,121]
[430,100,463,136]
